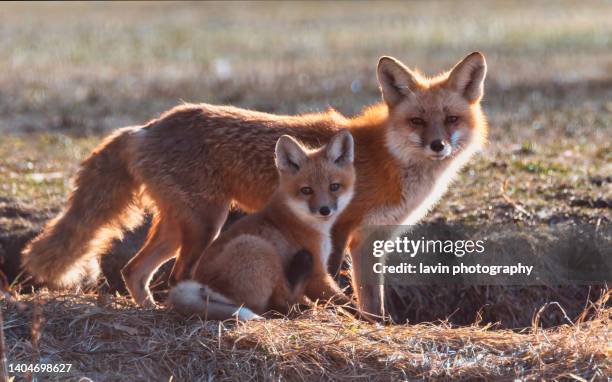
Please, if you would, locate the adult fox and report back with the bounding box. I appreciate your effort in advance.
[22,52,488,316]
[169,131,355,320]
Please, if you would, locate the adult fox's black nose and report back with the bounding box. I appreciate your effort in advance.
[319,206,331,216]
[430,139,445,152]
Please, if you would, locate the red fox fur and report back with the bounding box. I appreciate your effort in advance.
[169,131,355,319]
[22,52,488,316]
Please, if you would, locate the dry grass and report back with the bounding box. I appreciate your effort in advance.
[2,290,610,381]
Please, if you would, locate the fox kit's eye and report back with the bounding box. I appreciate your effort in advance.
[329,183,341,192]
[445,116,459,124]
[409,117,426,126]
[300,187,313,195]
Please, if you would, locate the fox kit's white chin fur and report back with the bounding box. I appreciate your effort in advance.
[283,189,353,227]
[283,190,353,266]
[284,198,335,266]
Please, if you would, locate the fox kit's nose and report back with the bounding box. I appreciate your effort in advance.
[319,206,331,216]
[430,139,446,153]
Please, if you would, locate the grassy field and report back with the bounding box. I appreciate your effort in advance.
[0,1,610,381]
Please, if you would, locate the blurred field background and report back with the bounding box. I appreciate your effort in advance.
[1,1,610,380]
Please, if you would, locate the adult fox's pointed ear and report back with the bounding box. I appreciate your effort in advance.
[275,135,308,174]
[326,129,354,167]
[377,56,420,107]
[447,52,487,103]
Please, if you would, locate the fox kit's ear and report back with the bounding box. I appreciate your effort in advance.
[377,56,420,107]
[447,52,487,103]
[326,130,354,167]
[275,135,308,174]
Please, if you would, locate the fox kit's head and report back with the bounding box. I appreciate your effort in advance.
[377,52,488,163]
[275,130,356,225]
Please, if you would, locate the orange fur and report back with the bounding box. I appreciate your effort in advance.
[22,53,488,317]
[169,132,355,317]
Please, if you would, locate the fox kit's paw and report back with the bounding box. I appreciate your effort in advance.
[286,250,314,290]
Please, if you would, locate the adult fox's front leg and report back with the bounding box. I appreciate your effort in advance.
[348,232,385,318]
[328,225,385,320]
[327,220,354,276]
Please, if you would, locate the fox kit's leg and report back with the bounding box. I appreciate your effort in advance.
[201,235,280,314]
[305,271,351,306]
[285,250,314,294]
[304,258,350,306]
[121,213,180,306]
[169,201,230,284]
[327,221,354,276]
[269,249,314,313]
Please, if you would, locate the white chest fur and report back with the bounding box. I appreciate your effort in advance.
[364,145,479,227]
[364,163,439,226]
[312,218,334,268]
[319,233,332,267]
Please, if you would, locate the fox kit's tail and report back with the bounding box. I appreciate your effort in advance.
[168,280,262,321]
[22,126,143,288]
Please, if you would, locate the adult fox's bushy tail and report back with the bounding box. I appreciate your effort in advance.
[22,126,143,288]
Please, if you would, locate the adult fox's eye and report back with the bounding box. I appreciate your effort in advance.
[409,117,426,126]
[445,116,459,124]
[329,183,341,192]
[300,187,313,195]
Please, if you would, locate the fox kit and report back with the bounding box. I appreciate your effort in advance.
[22,52,487,317]
[169,131,355,319]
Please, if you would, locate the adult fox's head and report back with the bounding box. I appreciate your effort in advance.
[274,130,355,224]
[377,52,488,163]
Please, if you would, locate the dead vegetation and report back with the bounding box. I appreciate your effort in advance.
[1,290,610,381]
